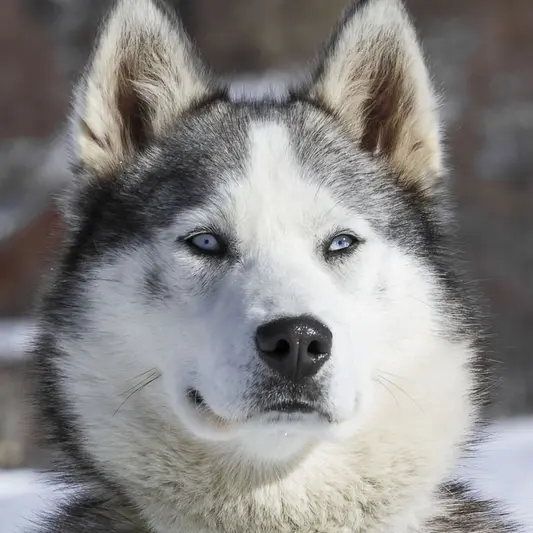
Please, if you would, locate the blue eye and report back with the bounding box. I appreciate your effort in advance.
[187,233,223,255]
[328,234,357,253]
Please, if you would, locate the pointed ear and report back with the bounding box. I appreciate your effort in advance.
[72,0,212,176]
[309,0,442,193]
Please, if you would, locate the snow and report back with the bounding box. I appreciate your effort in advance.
[457,417,533,530]
[1,418,532,532]
[0,320,34,363]
[0,471,75,533]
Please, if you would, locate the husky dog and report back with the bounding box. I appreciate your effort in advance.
[30,0,518,532]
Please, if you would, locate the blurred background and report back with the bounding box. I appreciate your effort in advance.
[0,0,532,471]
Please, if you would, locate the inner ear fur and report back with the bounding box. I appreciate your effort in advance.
[309,0,442,193]
[71,0,212,177]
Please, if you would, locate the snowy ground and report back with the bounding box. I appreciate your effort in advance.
[1,417,532,532]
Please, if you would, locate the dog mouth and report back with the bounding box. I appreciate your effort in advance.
[262,400,318,415]
[186,388,328,421]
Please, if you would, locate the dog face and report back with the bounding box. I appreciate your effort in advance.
[50,0,467,462]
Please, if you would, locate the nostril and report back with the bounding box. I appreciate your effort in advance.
[273,339,291,356]
[307,340,325,356]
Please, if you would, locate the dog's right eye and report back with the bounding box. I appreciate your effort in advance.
[185,233,225,256]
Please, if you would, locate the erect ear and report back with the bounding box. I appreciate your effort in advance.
[71,0,212,176]
[309,0,442,194]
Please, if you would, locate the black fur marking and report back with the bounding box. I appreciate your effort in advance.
[144,264,170,301]
[34,495,143,533]
[188,89,229,111]
[29,335,126,495]
[430,481,521,533]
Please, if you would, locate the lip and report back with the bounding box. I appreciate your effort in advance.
[186,389,329,421]
[262,401,318,415]
[187,389,333,424]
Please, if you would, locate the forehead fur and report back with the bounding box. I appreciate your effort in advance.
[72,101,415,241]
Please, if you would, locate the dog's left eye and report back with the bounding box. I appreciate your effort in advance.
[186,233,224,255]
[328,234,358,253]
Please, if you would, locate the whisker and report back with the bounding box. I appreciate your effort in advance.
[124,368,159,384]
[377,370,407,381]
[84,277,124,284]
[374,376,400,408]
[376,372,425,413]
[113,372,161,415]
[117,370,159,398]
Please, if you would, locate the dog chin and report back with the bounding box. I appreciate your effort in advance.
[175,392,360,459]
[236,415,362,462]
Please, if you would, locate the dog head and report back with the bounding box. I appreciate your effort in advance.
[45,0,474,467]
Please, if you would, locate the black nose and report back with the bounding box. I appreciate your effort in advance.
[255,316,332,382]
